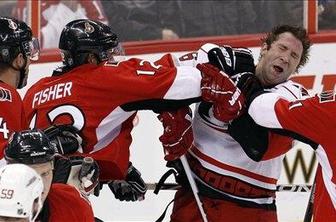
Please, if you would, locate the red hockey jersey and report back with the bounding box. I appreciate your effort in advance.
[47,183,94,221]
[23,54,201,180]
[249,91,336,220]
[0,82,27,160]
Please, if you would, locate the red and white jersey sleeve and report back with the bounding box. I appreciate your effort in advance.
[23,55,201,180]
[175,43,221,67]
[0,82,27,161]
[249,91,336,213]
[47,183,94,221]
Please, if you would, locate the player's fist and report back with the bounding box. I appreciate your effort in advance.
[197,63,245,122]
[108,162,147,201]
[158,107,193,161]
[67,156,100,196]
[43,124,84,154]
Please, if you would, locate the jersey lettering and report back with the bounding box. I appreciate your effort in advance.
[0,117,9,139]
[32,82,72,108]
[318,90,336,103]
[136,60,162,75]
[179,52,197,62]
[289,101,303,110]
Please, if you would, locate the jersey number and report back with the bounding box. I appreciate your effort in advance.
[0,117,9,139]
[136,60,162,75]
[0,189,14,199]
[29,104,85,130]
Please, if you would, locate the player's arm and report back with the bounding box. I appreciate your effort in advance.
[248,92,289,129]
[118,56,202,113]
[248,91,325,148]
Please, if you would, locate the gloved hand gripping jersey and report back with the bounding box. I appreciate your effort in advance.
[158,106,193,161]
[53,155,100,196]
[43,124,84,154]
[198,44,262,122]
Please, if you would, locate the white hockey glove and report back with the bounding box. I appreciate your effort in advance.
[66,156,100,196]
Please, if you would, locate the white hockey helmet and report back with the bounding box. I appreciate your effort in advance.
[0,164,44,221]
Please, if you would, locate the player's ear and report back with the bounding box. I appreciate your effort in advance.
[12,53,25,69]
[87,53,99,65]
[260,43,268,57]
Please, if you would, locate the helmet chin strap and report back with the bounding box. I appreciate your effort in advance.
[10,57,28,89]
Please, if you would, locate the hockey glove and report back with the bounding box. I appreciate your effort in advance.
[43,124,84,154]
[205,45,255,76]
[66,156,100,196]
[197,63,245,122]
[158,107,193,161]
[108,162,147,201]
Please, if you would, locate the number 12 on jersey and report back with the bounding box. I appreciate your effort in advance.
[136,60,162,75]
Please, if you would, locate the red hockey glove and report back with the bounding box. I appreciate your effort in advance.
[158,107,193,161]
[197,63,245,122]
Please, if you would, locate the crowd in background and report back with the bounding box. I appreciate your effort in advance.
[0,0,335,48]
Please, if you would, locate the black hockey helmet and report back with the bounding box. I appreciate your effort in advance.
[5,129,56,165]
[59,19,123,68]
[0,16,39,63]
[0,16,40,89]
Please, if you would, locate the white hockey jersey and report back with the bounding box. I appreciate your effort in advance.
[176,43,309,206]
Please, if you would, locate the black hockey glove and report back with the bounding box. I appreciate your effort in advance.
[207,46,255,77]
[52,155,100,196]
[108,162,147,201]
[43,124,84,155]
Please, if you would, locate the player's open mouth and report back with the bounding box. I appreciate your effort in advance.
[273,65,283,73]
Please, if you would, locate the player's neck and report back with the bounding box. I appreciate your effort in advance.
[0,69,19,88]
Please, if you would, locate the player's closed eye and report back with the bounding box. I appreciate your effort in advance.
[41,169,53,177]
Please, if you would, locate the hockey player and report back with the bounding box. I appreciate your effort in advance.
[247,91,336,221]
[0,16,39,162]
[159,25,311,222]
[196,64,336,221]
[22,18,202,201]
[0,164,44,222]
[4,129,96,221]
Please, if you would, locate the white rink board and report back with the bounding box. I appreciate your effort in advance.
[20,42,336,222]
